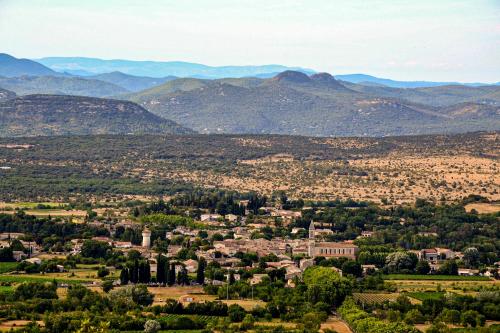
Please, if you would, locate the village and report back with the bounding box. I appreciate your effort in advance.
[3,200,497,288]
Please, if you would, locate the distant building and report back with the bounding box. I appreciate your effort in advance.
[308,221,333,238]
[458,268,479,276]
[225,214,238,222]
[308,242,359,260]
[249,274,268,285]
[418,248,456,263]
[200,214,222,222]
[142,228,151,248]
[184,259,198,273]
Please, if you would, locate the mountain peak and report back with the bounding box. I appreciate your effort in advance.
[272,70,312,83]
[310,72,346,89]
[0,53,16,60]
[310,72,335,82]
[0,53,57,78]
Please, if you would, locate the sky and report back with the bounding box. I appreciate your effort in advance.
[0,0,499,82]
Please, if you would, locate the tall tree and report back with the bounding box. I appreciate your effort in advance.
[177,267,189,285]
[120,268,129,285]
[156,254,166,284]
[167,264,176,286]
[196,257,206,285]
[130,259,139,284]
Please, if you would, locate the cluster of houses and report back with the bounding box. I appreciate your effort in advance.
[6,204,500,283]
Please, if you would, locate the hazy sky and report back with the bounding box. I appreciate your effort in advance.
[1,0,499,82]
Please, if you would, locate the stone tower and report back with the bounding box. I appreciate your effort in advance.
[308,220,315,239]
[308,220,315,257]
[142,228,151,248]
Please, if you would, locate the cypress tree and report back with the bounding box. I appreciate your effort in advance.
[130,260,139,284]
[145,261,151,283]
[138,261,151,283]
[196,257,206,285]
[157,254,165,284]
[167,264,176,286]
[120,267,129,285]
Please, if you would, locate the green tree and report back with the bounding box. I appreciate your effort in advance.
[228,304,246,322]
[415,260,431,275]
[240,314,255,330]
[463,247,480,268]
[303,266,353,307]
[461,310,480,327]
[120,268,129,285]
[438,260,458,275]
[177,266,189,285]
[385,252,418,273]
[167,264,176,286]
[80,240,111,259]
[196,257,206,285]
[341,260,362,277]
[97,266,110,278]
[102,280,114,293]
[404,309,425,325]
[301,312,322,332]
[156,254,167,284]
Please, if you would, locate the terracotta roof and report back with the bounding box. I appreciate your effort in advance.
[315,242,358,249]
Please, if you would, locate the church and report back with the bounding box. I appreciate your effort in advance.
[307,221,359,260]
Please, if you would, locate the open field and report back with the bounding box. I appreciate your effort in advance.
[148,286,266,310]
[404,291,446,301]
[0,262,18,274]
[0,320,44,332]
[0,209,87,217]
[465,202,500,214]
[0,132,497,202]
[0,275,91,284]
[0,201,67,209]
[386,279,500,293]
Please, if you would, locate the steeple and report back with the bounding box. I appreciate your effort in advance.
[309,220,315,239]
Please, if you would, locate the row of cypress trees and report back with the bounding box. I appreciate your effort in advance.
[119,254,207,286]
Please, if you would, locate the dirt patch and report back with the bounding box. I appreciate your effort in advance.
[321,316,353,333]
[465,202,500,214]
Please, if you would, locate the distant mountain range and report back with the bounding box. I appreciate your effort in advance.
[87,72,177,92]
[35,56,316,79]
[127,71,500,137]
[335,74,499,88]
[0,75,128,97]
[34,56,499,87]
[0,53,498,138]
[0,94,193,137]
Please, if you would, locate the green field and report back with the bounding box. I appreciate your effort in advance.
[0,285,13,294]
[383,274,491,281]
[0,275,90,284]
[0,262,18,274]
